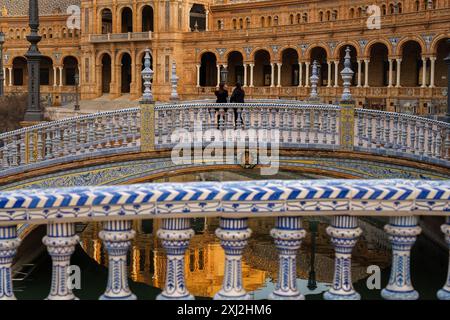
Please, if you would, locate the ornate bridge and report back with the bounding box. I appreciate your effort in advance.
[0,99,449,300]
[0,100,449,183]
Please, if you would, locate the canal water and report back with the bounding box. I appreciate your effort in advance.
[14,170,449,300]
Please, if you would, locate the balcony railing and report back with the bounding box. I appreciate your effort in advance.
[88,31,152,43]
[0,101,448,179]
[0,179,448,300]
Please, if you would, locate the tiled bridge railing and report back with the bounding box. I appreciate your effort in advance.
[0,179,449,300]
[0,101,449,178]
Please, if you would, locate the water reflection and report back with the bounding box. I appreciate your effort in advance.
[79,171,391,298]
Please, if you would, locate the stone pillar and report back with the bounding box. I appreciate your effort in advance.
[2,68,5,88]
[59,67,63,86]
[437,217,450,300]
[249,64,254,87]
[327,61,332,87]
[216,64,221,87]
[381,216,421,300]
[0,226,20,300]
[270,63,275,87]
[277,63,282,87]
[357,60,362,87]
[323,216,362,300]
[396,59,402,88]
[269,217,306,300]
[43,222,79,300]
[305,62,310,87]
[196,64,200,87]
[99,220,136,300]
[53,66,57,86]
[388,59,393,87]
[243,64,248,87]
[214,218,252,300]
[157,218,194,300]
[333,61,339,87]
[364,59,369,88]
[429,57,436,88]
[8,68,12,86]
[298,62,303,87]
[421,57,428,87]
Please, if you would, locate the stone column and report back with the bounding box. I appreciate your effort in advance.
[364,59,369,87]
[214,218,252,300]
[381,216,421,300]
[333,61,339,87]
[0,226,20,300]
[196,64,200,87]
[53,66,57,86]
[249,64,254,87]
[43,222,79,300]
[2,68,5,88]
[99,220,136,300]
[269,217,306,300]
[323,216,362,300]
[298,62,303,87]
[357,60,362,87]
[388,59,393,87]
[305,62,310,87]
[421,57,428,87]
[327,61,332,87]
[243,64,247,87]
[59,67,63,86]
[270,63,275,87]
[277,62,282,87]
[8,68,12,86]
[437,217,450,300]
[429,57,436,88]
[396,59,402,88]
[157,218,194,300]
[216,64,221,87]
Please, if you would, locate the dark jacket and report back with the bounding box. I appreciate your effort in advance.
[230,88,245,103]
[215,89,229,103]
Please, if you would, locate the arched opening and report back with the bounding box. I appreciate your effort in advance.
[310,47,328,86]
[101,54,112,94]
[227,51,244,86]
[121,7,133,33]
[190,4,206,31]
[254,50,271,87]
[63,56,78,86]
[338,46,357,86]
[368,43,389,87]
[120,53,132,93]
[281,48,299,86]
[200,52,217,87]
[12,57,27,86]
[142,5,154,32]
[401,41,422,87]
[40,56,53,86]
[101,8,113,34]
[435,38,449,87]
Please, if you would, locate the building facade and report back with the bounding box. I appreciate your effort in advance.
[0,0,449,115]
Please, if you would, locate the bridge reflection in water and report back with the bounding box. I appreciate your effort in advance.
[78,171,391,299]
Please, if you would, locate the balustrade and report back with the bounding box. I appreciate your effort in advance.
[0,101,449,178]
[0,179,448,300]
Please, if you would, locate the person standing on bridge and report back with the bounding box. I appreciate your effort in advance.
[230,83,245,125]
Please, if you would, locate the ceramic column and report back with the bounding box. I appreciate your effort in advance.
[381,216,421,300]
[214,218,252,300]
[99,220,136,300]
[157,218,194,300]
[0,226,20,300]
[43,222,79,300]
[324,216,362,300]
[269,217,306,300]
[437,217,450,300]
